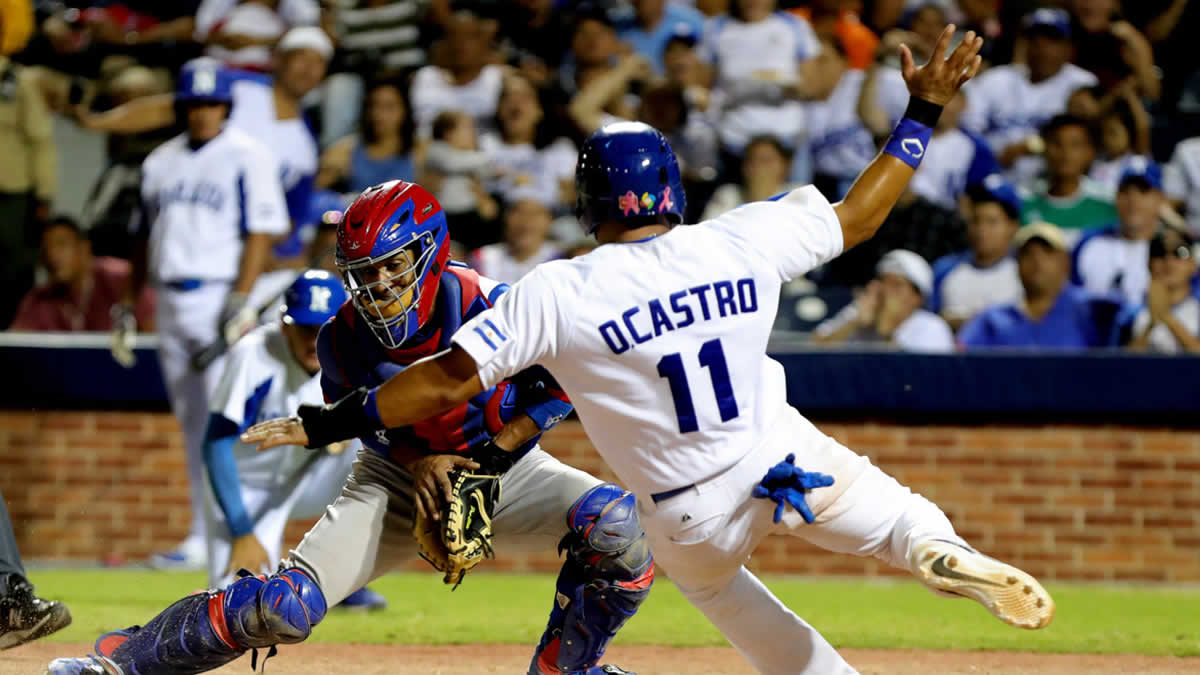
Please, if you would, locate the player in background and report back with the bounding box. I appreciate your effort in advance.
[200,269,386,610]
[74,27,331,249]
[112,59,290,570]
[48,182,651,675]
[244,27,1056,674]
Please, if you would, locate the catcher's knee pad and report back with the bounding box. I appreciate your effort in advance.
[222,567,328,648]
[98,568,327,675]
[534,484,655,673]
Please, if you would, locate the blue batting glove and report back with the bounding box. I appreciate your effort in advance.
[751,453,835,524]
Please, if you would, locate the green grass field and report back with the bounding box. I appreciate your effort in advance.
[27,569,1200,657]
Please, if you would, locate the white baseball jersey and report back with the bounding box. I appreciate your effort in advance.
[452,187,843,496]
[962,63,1097,187]
[141,128,290,283]
[227,73,319,218]
[209,322,326,489]
[1072,228,1149,305]
[805,69,876,182]
[1164,137,1200,232]
[699,12,820,151]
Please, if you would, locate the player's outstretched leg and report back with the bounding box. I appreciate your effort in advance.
[530,484,654,675]
[45,567,326,675]
[788,441,1055,630]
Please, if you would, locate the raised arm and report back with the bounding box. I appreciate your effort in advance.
[834,26,982,250]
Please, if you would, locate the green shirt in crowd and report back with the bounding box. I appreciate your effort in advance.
[1020,179,1116,231]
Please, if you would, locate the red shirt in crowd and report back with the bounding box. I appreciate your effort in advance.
[10,256,155,332]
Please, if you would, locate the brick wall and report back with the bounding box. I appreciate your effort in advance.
[1,412,1197,582]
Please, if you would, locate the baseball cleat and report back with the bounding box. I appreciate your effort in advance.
[587,666,636,674]
[0,575,72,650]
[911,539,1055,629]
[44,655,123,675]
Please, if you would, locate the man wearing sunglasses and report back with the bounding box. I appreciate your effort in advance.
[1126,228,1200,353]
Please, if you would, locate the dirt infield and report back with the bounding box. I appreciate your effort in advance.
[6,643,1200,674]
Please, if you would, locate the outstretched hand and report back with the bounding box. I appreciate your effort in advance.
[900,25,984,106]
[241,416,310,452]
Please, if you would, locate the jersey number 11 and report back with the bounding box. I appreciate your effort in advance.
[657,338,740,433]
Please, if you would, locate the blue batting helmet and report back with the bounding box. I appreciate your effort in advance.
[575,121,686,234]
[176,58,233,105]
[282,269,348,327]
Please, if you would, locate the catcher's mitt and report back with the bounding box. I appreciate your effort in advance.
[414,468,502,588]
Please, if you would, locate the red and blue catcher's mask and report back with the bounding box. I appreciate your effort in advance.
[335,181,450,349]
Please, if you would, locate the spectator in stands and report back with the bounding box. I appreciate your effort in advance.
[558,4,625,99]
[469,191,562,285]
[812,249,955,352]
[960,223,1123,349]
[662,23,711,99]
[805,34,875,200]
[1072,159,1167,305]
[410,10,504,140]
[1164,135,1200,233]
[1068,0,1160,100]
[788,0,878,71]
[568,53,719,188]
[496,0,575,87]
[1020,115,1116,235]
[858,28,933,141]
[10,216,154,332]
[1124,227,1200,353]
[697,0,823,156]
[0,44,55,327]
[908,90,999,211]
[199,0,321,72]
[615,0,706,75]
[1088,84,1152,196]
[320,0,436,146]
[961,9,1098,188]
[701,135,798,221]
[483,71,577,213]
[317,79,416,194]
[34,0,204,76]
[423,110,498,250]
[931,178,1024,333]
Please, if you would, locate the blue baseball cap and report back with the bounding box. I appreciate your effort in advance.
[1023,8,1071,39]
[282,269,348,326]
[1118,157,1163,191]
[974,173,1022,218]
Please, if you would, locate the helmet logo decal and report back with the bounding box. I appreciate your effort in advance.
[660,186,674,212]
[640,192,656,211]
[308,286,332,313]
[619,190,640,216]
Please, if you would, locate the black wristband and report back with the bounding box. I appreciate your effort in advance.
[471,439,518,475]
[297,387,382,449]
[904,97,944,127]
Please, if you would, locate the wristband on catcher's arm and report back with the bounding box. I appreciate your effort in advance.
[471,439,518,475]
[882,97,942,170]
[297,387,384,449]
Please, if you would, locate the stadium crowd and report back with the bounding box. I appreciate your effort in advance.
[1,0,1199,354]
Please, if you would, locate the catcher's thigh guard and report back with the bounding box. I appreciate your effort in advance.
[532,484,655,673]
[97,568,327,675]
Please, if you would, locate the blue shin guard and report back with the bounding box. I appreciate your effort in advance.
[95,568,326,675]
[530,484,655,674]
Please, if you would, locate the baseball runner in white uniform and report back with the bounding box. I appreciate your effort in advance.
[121,59,290,567]
[246,28,1055,674]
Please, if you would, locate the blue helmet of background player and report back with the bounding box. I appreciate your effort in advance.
[282,269,349,327]
[575,121,687,235]
[335,180,451,349]
[176,58,233,106]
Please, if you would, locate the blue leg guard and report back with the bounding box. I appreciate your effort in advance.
[530,484,655,675]
[95,568,327,675]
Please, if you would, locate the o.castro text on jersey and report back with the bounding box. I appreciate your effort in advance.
[599,278,758,354]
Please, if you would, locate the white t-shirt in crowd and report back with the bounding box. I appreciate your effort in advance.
[813,303,955,352]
